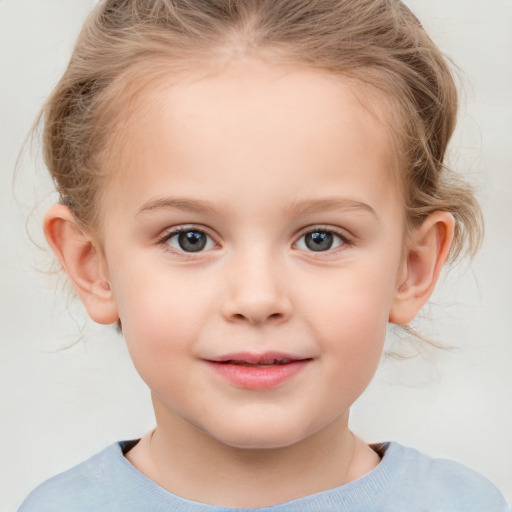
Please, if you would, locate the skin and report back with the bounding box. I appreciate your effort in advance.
[44,59,454,507]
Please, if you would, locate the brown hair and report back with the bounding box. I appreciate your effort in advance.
[41,0,482,260]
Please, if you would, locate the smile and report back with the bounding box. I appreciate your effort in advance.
[204,352,312,390]
[223,358,295,367]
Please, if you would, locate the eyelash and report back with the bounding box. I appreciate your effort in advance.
[157,225,352,256]
[157,226,217,255]
[294,226,351,254]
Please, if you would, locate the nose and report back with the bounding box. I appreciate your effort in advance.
[221,249,292,325]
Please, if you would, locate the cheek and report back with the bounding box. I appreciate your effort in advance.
[322,293,388,363]
[109,265,214,377]
[305,264,396,335]
[304,269,396,385]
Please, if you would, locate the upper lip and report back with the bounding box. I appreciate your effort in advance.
[205,351,311,365]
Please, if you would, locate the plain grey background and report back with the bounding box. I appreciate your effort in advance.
[1,1,511,510]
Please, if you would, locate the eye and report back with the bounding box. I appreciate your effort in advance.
[162,228,216,253]
[295,229,347,252]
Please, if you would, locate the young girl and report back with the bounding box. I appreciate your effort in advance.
[16,0,509,510]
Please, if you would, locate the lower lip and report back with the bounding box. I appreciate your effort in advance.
[205,360,310,390]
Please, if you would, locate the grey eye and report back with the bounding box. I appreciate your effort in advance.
[166,230,215,253]
[296,230,345,252]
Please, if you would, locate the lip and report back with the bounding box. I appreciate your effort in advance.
[204,351,312,390]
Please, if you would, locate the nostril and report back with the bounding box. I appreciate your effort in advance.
[231,311,283,323]
[222,293,292,325]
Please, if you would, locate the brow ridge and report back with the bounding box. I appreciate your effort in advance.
[136,196,376,218]
[282,198,376,217]
[137,197,220,215]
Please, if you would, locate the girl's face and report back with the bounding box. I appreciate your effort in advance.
[99,60,407,449]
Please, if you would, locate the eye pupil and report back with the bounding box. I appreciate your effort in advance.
[178,231,207,252]
[305,231,334,251]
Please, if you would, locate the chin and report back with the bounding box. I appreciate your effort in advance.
[222,437,299,451]
[208,422,310,451]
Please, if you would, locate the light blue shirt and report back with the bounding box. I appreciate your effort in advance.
[18,440,510,511]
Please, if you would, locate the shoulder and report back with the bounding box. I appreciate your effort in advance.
[17,441,139,512]
[383,442,510,511]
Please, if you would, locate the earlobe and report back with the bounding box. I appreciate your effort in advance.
[43,204,119,325]
[389,211,455,325]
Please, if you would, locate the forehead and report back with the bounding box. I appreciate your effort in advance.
[100,60,402,222]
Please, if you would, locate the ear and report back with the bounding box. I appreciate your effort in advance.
[389,211,455,325]
[43,204,119,325]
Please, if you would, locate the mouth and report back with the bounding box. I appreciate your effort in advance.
[204,352,312,389]
[221,359,296,367]
[217,356,303,366]
[207,351,310,365]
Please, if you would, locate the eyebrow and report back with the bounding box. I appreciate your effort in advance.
[282,198,377,218]
[136,196,376,218]
[137,197,222,216]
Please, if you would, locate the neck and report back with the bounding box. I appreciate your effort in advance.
[126,400,380,507]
